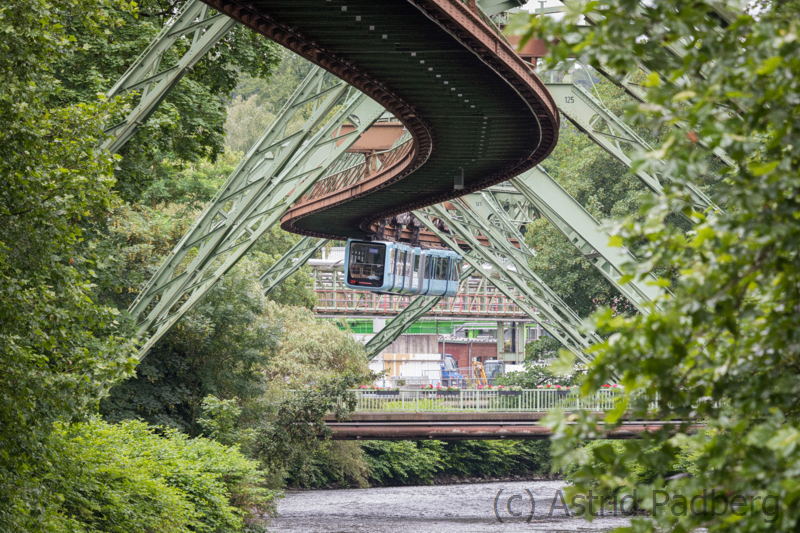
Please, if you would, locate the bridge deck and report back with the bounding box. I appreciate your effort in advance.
[324,412,690,441]
[302,389,696,440]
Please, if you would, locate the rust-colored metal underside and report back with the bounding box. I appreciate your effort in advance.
[199,0,559,240]
[323,413,701,441]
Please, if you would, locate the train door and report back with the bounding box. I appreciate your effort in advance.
[402,249,414,293]
[392,246,406,292]
[429,254,446,296]
[386,246,395,290]
[419,252,431,295]
[445,257,461,297]
[410,251,421,293]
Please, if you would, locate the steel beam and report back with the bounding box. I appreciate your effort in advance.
[547,82,717,212]
[414,204,600,366]
[477,0,526,16]
[103,0,236,153]
[259,236,328,295]
[509,166,664,313]
[363,267,476,360]
[131,68,385,357]
[453,196,597,340]
[589,63,736,168]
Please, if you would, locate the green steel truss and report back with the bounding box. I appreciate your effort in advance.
[130,67,385,357]
[259,236,329,295]
[546,82,717,212]
[414,202,601,366]
[509,167,664,313]
[362,267,476,360]
[103,0,236,154]
[587,62,736,168]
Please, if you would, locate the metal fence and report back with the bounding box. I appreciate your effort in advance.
[325,388,633,413]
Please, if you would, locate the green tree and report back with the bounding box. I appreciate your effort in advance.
[51,0,281,202]
[101,256,280,434]
[224,95,276,153]
[233,49,316,110]
[518,1,800,531]
[0,0,141,527]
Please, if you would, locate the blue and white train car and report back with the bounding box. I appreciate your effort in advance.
[344,239,462,297]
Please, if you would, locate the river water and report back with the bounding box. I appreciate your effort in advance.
[269,480,630,532]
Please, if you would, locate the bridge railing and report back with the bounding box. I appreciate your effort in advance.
[314,289,529,317]
[293,389,644,413]
[304,131,414,200]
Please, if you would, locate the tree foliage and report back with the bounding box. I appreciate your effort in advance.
[0,0,143,526]
[51,0,281,201]
[45,418,275,532]
[518,0,800,531]
[362,440,554,486]
[101,256,281,434]
[0,0,291,527]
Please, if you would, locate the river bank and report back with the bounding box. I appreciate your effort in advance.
[288,472,559,491]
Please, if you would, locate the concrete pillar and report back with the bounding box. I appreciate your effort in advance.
[373,318,386,333]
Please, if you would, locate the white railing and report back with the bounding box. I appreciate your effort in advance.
[284,389,648,413]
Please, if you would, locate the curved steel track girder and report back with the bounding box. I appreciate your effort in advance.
[195,0,558,240]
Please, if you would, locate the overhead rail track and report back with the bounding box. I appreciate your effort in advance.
[207,0,561,239]
[115,0,730,360]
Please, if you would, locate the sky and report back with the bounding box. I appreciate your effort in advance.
[521,0,566,13]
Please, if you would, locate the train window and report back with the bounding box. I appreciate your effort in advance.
[395,250,405,278]
[435,257,448,280]
[450,259,460,281]
[347,242,386,287]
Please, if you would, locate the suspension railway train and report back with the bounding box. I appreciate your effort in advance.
[344,240,463,297]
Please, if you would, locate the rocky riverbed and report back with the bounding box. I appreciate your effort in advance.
[268,480,631,532]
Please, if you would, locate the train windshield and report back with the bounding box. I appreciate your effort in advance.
[347,242,386,287]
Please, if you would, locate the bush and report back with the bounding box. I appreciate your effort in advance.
[360,440,554,486]
[563,440,696,492]
[284,441,370,489]
[44,419,277,533]
[363,441,444,485]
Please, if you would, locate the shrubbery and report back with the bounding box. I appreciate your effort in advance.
[41,419,277,532]
[359,440,554,486]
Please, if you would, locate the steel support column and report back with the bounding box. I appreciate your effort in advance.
[259,236,329,295]
[415,203,600,366]
[103,0,236,153]
[589,63,736,168]
[547,82,716,212]
[131,68,385,357]
[510,166,664,313]
[363,267,476,360]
